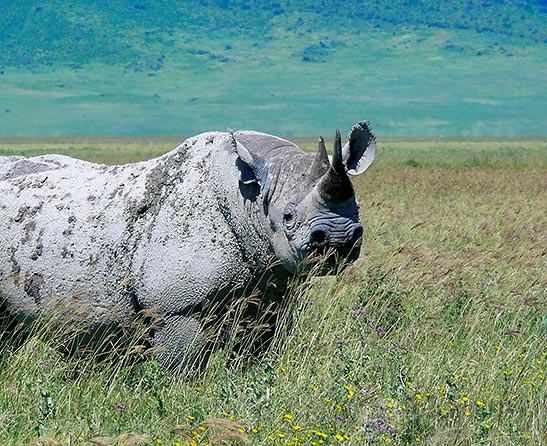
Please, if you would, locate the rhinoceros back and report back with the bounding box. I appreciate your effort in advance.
[0,152,159,323]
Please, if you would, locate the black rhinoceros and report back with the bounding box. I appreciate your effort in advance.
[0,121,376,369]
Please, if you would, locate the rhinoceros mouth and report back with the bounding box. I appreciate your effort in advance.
[301,243,361,274]
[303,224,363,259]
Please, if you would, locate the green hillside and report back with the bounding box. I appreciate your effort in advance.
[1,0,546,137]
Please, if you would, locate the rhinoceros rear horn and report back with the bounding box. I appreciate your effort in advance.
[309,136,330,181]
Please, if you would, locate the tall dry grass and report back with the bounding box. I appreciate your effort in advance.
[1,138,546,445]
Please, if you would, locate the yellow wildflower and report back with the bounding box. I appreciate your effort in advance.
[344,385,356,399]
[312,429,328,439]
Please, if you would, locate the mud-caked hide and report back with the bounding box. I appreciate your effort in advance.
[0,121,376,370]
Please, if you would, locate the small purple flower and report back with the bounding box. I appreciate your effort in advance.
[117,404,126,412]
[376,327,386,334]
[386,342,408,353]
[532,225,538,233]
[337,415,346,422]
[367,419,386,431]
[307,300,314,305]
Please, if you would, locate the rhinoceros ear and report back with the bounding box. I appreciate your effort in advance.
[231,134,269,191]
[342,121,376,176]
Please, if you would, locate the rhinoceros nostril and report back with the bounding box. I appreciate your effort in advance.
[352,225,363,244]
[309,229,327,248]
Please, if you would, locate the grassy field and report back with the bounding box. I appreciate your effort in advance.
[1,138,546,445]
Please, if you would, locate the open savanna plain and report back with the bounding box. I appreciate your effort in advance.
[0,137,546,446]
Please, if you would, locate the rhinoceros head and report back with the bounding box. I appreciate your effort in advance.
[233,121,376,273]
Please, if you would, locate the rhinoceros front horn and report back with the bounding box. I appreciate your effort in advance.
[316,130,355,202]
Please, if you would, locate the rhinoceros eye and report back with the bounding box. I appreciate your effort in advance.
[283,205,297,229]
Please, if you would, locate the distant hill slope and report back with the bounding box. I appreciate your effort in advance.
[1,0,546,68]
[1,1,546,137]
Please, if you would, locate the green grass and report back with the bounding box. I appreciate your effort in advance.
[2,37,546,138]
[1,139,546,445]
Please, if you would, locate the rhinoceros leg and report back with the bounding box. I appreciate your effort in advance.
[153,315,210,371]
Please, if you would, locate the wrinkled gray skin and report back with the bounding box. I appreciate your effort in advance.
[0,122,376,370]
